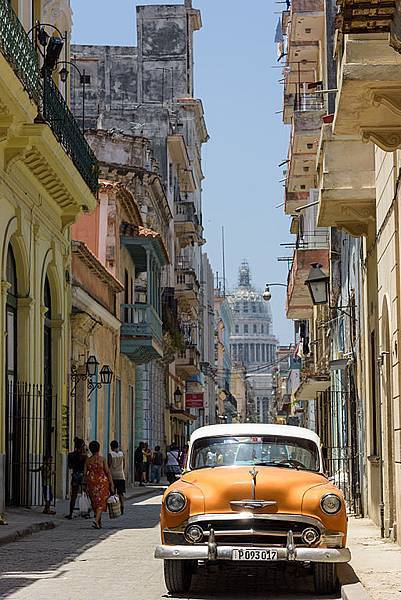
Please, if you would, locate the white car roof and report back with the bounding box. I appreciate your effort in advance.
[189,423,321,446]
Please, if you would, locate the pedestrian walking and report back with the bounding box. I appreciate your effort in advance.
[107,440,126,514]
[134,441,145,486]
[179,443,189,470]
[65,437,87,519]
[151,445,163,484]
[84,440,114,529]
[165,443,181,485]
[143,442,152,483]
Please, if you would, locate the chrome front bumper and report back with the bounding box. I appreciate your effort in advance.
[154,544,350,563]
[155,529,350,563]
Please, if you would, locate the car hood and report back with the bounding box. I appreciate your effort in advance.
[181,466,327,514]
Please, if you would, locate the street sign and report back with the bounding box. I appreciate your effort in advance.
[186,392,204,408]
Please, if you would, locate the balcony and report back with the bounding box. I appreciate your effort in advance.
[286,248,329,319]
[317,123,376,236]
[288,0,325,45]
[287,107,324,194]
[174,201,198,238]
[120,303,163,364]
[334,35,401,150]
[175,260,200,306]
[335,0,396,35]
[0,0,98,212]
[176,344,201,377]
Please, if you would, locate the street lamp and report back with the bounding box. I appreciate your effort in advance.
[174,387,183,406]
[70,355,113,400]
[304,263,329,306]
[57,60,87,132]
[262,283,287,302]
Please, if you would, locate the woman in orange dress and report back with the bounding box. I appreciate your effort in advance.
[85,440,114,529]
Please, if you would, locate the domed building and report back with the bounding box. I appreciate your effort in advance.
[229,261,278,423]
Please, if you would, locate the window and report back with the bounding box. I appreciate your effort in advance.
[235,325,239,334]
[261,324,264,334]
[256,344,260,362]
[262,345,266,362]
[253,324,257,333]
[252,304,257,313]
[250,344,255,363]
[243,302,248,313]
[244,324,249,334]
[190,435,320,471]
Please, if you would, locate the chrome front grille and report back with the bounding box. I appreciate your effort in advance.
[185,514,322,547]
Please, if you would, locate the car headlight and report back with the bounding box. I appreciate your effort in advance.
[320,493,342,515]
[165,491,187,513]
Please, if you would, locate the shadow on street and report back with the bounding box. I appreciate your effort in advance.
[0,491,161,598]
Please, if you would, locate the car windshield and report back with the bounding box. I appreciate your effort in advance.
[189,435,320,472]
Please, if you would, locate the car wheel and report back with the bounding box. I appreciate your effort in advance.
[163,559,193,594]
[313,562,338,595]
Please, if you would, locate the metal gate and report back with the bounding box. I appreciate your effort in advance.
[6,381,57,507]
[324,446,362,516]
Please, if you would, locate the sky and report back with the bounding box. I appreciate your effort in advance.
[71,0,293,344]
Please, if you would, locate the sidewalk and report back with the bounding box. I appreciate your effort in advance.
[0,483,165,547]
[340,517,401,600]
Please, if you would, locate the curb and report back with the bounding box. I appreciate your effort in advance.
[0,519,56,547]
[338,564,371,600]
[125,486,166,501]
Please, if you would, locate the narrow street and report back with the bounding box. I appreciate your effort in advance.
[0,492,340,600]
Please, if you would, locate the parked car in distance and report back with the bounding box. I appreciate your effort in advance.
[155,423,350,595]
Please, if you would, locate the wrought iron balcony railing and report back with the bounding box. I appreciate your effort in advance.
[42,72,98,194]
[0,0,98,195]
[0,0,41,104]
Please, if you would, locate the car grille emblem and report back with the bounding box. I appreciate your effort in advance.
[249,466,258,500]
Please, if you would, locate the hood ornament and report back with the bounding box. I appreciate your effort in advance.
[249,466,258,500]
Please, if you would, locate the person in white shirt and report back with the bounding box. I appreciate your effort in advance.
[107,440,126,514]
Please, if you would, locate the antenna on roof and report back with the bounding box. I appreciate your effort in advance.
[222,226,226,297]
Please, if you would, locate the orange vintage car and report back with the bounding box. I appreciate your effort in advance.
[155,423,350,595]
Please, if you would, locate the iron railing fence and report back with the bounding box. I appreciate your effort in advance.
[0,0,41,103]
[6,381,57,507]
[324,446,362,516]
[0,0,98,194]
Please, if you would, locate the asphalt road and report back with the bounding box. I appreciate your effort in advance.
[0,493,341,600]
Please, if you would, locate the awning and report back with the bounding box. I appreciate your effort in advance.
[294,377,330,401]
[170,408,197,423]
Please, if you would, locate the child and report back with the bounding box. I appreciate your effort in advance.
[34,455,56,515]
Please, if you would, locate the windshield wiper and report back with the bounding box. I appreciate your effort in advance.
[253,461,302,470]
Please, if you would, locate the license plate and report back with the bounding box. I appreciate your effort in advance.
[232,548,279,561]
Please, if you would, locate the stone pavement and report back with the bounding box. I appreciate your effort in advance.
[342,517,401,600]
[0,493,340,600]
[0,483,165,548]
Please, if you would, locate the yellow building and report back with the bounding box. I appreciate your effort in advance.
[0,0,97,509]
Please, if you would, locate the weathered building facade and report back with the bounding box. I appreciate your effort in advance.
[71,0,209,453]
[279,0,401,542]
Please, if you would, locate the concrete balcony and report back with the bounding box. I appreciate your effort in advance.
[287,107,324,193]
[174,201,198,238]
[285,190,309,215]
[317,123,376,236]
[175,261,200,306]
[334,35,401,150]
[288,0,325,45]
[286,248,329,319]
[176,345,200,377]
[120,303,163,364]
[335,0,396,35]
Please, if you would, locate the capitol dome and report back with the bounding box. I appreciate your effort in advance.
[228,261,277,369]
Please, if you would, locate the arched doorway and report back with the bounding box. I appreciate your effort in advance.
[381,298,396,535]
[5,245,18,504]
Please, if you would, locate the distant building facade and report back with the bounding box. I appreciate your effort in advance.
[229,261,278,423]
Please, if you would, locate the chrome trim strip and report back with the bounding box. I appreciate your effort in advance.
[188,513,324,532]
[208,529,304,538]
[154,544,351,563]
[230,500,277,510]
